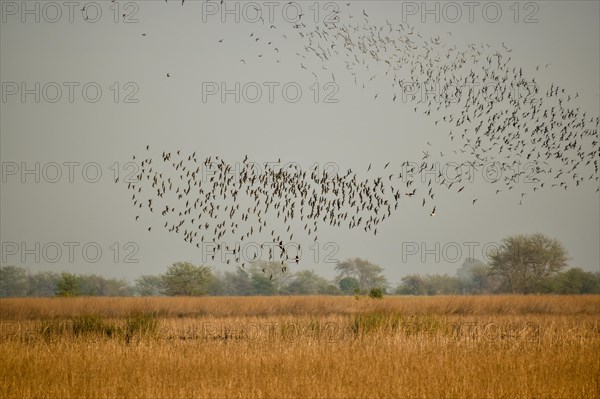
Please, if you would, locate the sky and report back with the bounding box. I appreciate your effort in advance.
[1,0,599,285]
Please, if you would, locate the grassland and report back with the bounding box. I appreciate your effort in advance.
[1,295,598,398]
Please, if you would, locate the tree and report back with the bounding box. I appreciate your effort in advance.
[221,268,254,295]
[335,258,388,292]
[286,270,330,295]
[28,271,60,297]
[576,270,600,294]
[247,261,292,295]
[134,275,165,296]
[423,274,461,295]
[101,278,132,296]
[395,274,427,295]
[338,276,360,295]
[335,261,356,279]
[320,284,341,295]
[0,266,29,297]
[541,268,600,294]
[206,271,226,296]
[162,262,212,296]
[456,258,495,294]
[250,272,278,295]
[77,274,105,296]
[489,234,568,294]
[56,272,79,297]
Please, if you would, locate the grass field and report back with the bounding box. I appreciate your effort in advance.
[1,295,598,398]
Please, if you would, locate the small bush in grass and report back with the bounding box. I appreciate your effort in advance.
[368,287,384,299]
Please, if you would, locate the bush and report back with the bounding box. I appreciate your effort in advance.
[368,287,384,299]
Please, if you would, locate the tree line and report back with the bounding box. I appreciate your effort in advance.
[1,234,598,297]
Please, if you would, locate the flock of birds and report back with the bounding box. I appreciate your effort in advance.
[128,148,409,271]
[131,2,599,273]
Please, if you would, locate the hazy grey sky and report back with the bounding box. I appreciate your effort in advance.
[1,0,599,284]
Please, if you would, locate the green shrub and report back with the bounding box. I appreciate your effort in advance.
[368,287,384,299]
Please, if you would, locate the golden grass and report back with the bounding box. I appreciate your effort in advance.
[1,296,599,399]
[1,295,598,320]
